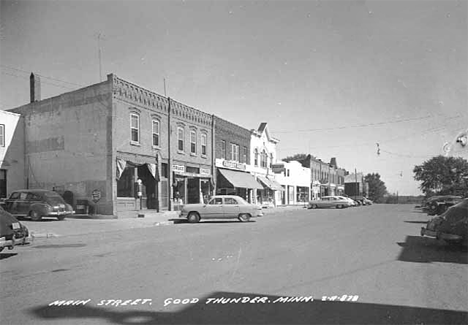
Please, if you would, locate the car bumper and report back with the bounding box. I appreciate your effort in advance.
[48,210,75,216]
[0,237,15,250]
[420,227,463,241]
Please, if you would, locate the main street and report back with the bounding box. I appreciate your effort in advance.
[1,205,467,325]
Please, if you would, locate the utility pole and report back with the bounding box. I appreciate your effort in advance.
[355,168,358,200]
[96,33,105,82]
[168,97,172,211]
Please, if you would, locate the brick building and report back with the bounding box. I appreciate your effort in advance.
[213,116,262,203]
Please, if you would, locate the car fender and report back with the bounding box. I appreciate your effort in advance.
[29,203,51,215]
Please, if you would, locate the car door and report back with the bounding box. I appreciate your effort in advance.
[223,197,241,218]
[204,197,224,219]
[5,192,20,214]
[319,197,329,208]
[16,192,31,215]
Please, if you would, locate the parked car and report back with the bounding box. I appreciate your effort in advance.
[421,198,468,246]
[3,189,75,221]
[362,197,373,205]
[422,195,463,216]
[308,196,351,209]
[337,196,356,207]
[179,195,263,223]
[0,206,31,252]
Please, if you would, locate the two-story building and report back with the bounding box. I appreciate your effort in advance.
[0,110,25,198]
[249,123,283,206]
[8,73,213,215]
[213,116,262,203]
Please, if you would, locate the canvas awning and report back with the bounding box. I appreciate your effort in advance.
[266,176,285,191]
[218,168,263,190]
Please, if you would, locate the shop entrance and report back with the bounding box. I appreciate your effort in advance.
[187,177,200,204]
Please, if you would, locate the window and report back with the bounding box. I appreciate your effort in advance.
[190,130,197,154]
[178,127,184,152]
[9,192,20,200]
[254,149,259,166]
[270,153,274,168]
[209,197,223,205]
[152,120,160,147]
[201,134,207,156]
[243,147,247,163]
[130,114,139,143]
[0,124,4,147]
[221,140,226,159]
[224,197,239,205]
[0,170,6,198]
[161,163,168,178]
[261,150,268,168]
[231,144,239,161]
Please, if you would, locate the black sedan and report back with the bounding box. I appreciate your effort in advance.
[0,206,31,252]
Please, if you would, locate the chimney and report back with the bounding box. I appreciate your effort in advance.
[330,157,338,168]
[30,73,41,103]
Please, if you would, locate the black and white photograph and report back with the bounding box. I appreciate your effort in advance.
[0,0,467,324]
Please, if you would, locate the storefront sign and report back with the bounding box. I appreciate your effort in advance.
[172,165,185,173]
[200,168,211,175]
[217,159,246,171]
[174,171,211,178]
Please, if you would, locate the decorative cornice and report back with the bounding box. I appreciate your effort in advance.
[170,99,213,127]
[112,75,169,113]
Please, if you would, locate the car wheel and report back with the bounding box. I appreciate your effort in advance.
[57,215,66,221]
[187,212,200,223]
[29,210,42,221]
[310,204,318,209]
[238,213,251,222]
[336,204,343,209]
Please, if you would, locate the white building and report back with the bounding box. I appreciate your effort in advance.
[248,122,283,206]
[272,160,311,205]
[0,110,25,198]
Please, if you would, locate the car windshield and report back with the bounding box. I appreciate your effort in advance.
[43,192,62,198]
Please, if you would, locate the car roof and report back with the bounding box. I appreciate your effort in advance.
[212,195,243,199]
[12,189,54,193]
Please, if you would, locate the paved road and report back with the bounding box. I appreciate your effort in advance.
[1,204,467,325]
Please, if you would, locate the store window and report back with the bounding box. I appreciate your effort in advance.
[201,133,207,156]
[190,130,197,154]
[152,120,160,147]
[0,169,6,198]
[178,127,184,152]
[130,114,139,143]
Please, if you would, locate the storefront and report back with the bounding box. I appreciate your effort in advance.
[311,181,321,200]
[116,154,160,212]
[172,164,212,206]
[256,175,284,206]
[296,186,309,203]
[215,159,263,203]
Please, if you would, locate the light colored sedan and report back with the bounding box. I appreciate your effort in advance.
[179,195,263,223]
[308,196,351,209]
[337,196,357,207]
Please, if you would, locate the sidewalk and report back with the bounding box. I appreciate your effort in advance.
[24,205,304,240]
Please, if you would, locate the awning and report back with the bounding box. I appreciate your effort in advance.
[218,168,263,190]
[266,176,285,191]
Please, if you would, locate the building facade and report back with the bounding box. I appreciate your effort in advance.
[213,116,262,203]
[0,110,25,198]
[272,160,310,205]
[9,73,213,215]
[249,123,283,206]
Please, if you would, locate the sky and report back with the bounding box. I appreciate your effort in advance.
[0,0,467,196]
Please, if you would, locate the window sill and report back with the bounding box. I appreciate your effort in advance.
[152,145,161,150]
[190,153,197,157]
[130,141,141,147]
[177,150,185,155]
[201,154,207,159]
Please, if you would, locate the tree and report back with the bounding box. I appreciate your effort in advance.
[364,173,388,203]
[282,153,309,162]
[413,155,468,196]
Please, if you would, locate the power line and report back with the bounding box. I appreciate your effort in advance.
[275,115,436,133]
[0,65,85,87]
[1,71,77,90]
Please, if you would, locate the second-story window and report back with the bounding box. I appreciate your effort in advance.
[190,130,197,154]
[254,149,259,166]
[221,140,226,159]
[0,124,4,147]
[201,134,207,156]
[152,120,160,147]
[261,150,267,168]
[130,114,139,143]
[243,146,247,164]
[270,153,274,168]
[235,145,239,162]
[178,127,184,152]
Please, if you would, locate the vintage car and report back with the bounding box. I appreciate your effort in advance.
[337,196,357,207]
[421,198,468,246]
[0,206,31,252]
[422,195,463,216]
[179,195,263,223]
[308,196,351,209]
[3,189,75,221]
